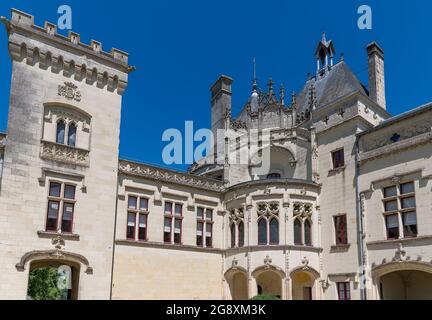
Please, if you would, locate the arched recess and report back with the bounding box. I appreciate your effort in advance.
[290,266,320,300]
[249,145,297,180]
[224,267,249,300]
[372,261,432,300]
[252,266,286,299]
[16,249,93,274]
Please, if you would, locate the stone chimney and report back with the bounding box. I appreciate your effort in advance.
[367,42,386,109]
[210,75,233,162]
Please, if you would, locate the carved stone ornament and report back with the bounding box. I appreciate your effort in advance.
[393,243,410,262]
[52,236,65,250]
[229,208,245,224]
[293,202,313,219]
[58,82,82,102]
[40,140,90,167]
[232,257,239,269]
[257,202,279,218]
[264,255,273,269]
[119,160,224,192]
[301,256,310,270]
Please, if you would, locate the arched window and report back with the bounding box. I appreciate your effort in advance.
[304,219,312,246]
[230,224,236,248]
[238,222,244,248]
[267,173,281,179]
[56,120,65,144]
[67,123,77,147]
[294,219,302,245]
[269,218,279,245]
[258,219,267,245]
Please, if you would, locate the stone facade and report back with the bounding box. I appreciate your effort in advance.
[0,9,431,300]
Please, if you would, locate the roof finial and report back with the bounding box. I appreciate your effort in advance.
[280,84,285,105]
[252,57,258,91]
[268,78,274,94]
[322,32,327,43]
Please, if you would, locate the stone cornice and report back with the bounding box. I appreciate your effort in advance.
[115,240,323,254]
[119,159,224,193]
[359,132,432,163]
[115,239,223,254]
[366,235,432,248]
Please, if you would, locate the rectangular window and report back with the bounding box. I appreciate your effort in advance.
[174,219,182,244]
[164,217,172,243]
[46,200,60,232]
[196,207,213,247]
[383,181,417,240]
[164,201,183,244]
[206,224,213,247]
[138,214,147,241]
[46,182,76,233]
[127,195,149,241]
[385,214,399,239]
[127,213,136,240]
[334,215,348,245]
[197,222,204,246]
[332,149,345,169]
[61,202,74,233]
[337,282,351,300]
[403,211,417,238]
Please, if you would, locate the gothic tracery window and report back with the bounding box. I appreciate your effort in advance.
[67,122,77,147]
[229,208,245,248]
[257,202,280,246]
[56,120,65,144]
[293,202,313,246]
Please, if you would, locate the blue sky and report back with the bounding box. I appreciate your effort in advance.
[0,0,431,171]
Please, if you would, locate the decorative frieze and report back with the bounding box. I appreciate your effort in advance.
[40,140,90,167]
[119,160,224,192]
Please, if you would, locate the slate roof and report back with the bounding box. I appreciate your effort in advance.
[296,61,369,114]
[235,60,369,122]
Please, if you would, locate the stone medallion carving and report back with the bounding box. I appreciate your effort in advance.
[58,82,82,102]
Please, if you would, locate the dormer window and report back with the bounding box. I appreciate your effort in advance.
[267,173,281,179]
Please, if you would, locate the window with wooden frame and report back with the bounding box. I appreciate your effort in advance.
[164,201,183,244]
[126,195,149,241]
[46,181,76,234]
[334,214,348,245]
[337,282,351,300]
[331,148,345,169]
[383,181,417,240]
[196,207,214,248]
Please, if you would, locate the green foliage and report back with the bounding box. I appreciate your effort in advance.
[27,267,65,300]
[250,294,281,300]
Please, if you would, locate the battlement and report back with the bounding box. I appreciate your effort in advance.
[2,9,130,65]
[0,9,134,94]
